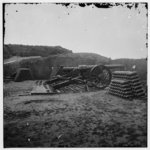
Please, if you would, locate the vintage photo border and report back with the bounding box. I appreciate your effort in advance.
[0,0,149,149]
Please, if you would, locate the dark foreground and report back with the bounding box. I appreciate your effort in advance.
[4,81,147,147]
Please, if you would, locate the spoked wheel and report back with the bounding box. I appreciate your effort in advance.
[90,65,112,89]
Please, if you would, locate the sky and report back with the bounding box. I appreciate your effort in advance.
[4,3,148,59]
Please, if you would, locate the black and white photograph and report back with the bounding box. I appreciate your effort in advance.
[3,2,148,147]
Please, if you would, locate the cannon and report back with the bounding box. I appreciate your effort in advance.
[31,64,124,95]
[52,65,112,88]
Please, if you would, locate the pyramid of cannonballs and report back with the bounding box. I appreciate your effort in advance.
[108,71,145,99]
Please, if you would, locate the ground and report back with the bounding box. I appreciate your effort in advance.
[4,81,147,147]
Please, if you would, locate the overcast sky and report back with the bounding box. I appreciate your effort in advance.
[4,3,147,59]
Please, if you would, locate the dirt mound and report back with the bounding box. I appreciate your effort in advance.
[4,53,110,80]
[4,44,72,59]
[44,52,110,67]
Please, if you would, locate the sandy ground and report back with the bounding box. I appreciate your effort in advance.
[4,56,42,64]
[4,81,147,147]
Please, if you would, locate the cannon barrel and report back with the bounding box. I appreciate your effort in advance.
[104,64,125,70]
[59,64,124,71]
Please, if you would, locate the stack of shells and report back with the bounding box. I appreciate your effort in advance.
[108,71,145,99]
